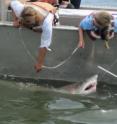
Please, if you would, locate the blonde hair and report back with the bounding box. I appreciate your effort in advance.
[94,11,112,27]
[21,6,38,27]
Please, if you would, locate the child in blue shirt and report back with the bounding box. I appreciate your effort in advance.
[78,11,114,48]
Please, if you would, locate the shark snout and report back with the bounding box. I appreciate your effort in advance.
[56,75,98,95]
[78,75,98,95]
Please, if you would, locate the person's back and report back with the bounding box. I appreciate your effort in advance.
[28,0,58,5]
[30,1,57,13]
[40,0,57,5]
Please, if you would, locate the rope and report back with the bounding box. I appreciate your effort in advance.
[18,28,79,70]
[97,50,117,79]
[97,65,117,78]
[19,28,36,63]
[19,27,117,78]
[43,47,78,69]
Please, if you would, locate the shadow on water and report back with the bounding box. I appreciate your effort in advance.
[0,79,117,124]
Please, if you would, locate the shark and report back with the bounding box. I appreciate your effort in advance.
[16,75,98,96]
[53,75,98,95]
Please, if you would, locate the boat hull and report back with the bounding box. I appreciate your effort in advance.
[59,9,117,26]
[0,24,117,85]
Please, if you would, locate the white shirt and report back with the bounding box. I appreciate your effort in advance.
[10,0,54,49]
[10,0,24,18]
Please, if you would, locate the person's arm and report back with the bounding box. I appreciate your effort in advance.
[90,31,101,39]
[11,10,21,27]
[77,18,85,48]
[34,13,53,73]
[78,27,85,48]
[10,0,24,27]
[40,14,53,49]
[108,24,115,40]
[78,15,92,48]
[108,32,114,39]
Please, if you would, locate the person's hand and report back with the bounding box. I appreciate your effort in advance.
[78,41,85,48]
[13,20,21,28]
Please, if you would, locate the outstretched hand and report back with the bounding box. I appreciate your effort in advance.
[78,41,85,48]
[13,20,21,28]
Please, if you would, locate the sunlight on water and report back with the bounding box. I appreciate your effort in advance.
[48,98,85,110]
[57,109,117,124]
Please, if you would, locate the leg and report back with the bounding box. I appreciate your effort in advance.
[34,47,47,73]
[34,13,53,73]
[70,0,81,9]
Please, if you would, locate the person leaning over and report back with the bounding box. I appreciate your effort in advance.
[78,11,114,48]
[10,0,57,72]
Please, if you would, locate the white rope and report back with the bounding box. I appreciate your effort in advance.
[19,27,117,77]
[19,28,36,63]
[97,65,117,78]
[18,28,79,69]
[43,47,78,69]
[97,50,117,78]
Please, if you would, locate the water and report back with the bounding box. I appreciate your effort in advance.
[81,0,117,8]
[0,0,117,123]
[0,79,117,124]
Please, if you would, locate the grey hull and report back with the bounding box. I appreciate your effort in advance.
[59,9,117,26]
[7,9,117,26]
[0,24,117,86]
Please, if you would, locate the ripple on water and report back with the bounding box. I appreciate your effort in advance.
[48,98,85,110]
[57,109,117,124]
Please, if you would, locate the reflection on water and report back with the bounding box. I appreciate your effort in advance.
[0,79,117,124]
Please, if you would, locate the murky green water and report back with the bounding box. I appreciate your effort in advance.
[0,79,117,124]
[0,0,117,123]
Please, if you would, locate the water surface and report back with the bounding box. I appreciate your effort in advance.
[0,79,117,124]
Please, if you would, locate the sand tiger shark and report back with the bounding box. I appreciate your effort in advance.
[54,75,98,95]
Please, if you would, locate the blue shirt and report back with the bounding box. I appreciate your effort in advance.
[80,14,117,33]
[80,15,96,30]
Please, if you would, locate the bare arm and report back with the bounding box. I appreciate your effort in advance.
[12,10,21,27]
[10,0,24,27]
[78,27,85,48]
[108,32,114,39]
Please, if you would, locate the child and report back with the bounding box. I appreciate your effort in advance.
[10,0,57,72]
[78,11,114,48]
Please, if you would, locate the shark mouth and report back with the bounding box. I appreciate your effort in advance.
[78,75,98,95]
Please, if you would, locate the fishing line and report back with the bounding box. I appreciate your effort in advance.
[18,28,79,69]
[97,51,117,78]
[98,13,117,78]
[19,28,36,63]
[19,27,117,76]
[87,41,117,78]
[43,47,78,69]
[97,65,117,78]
